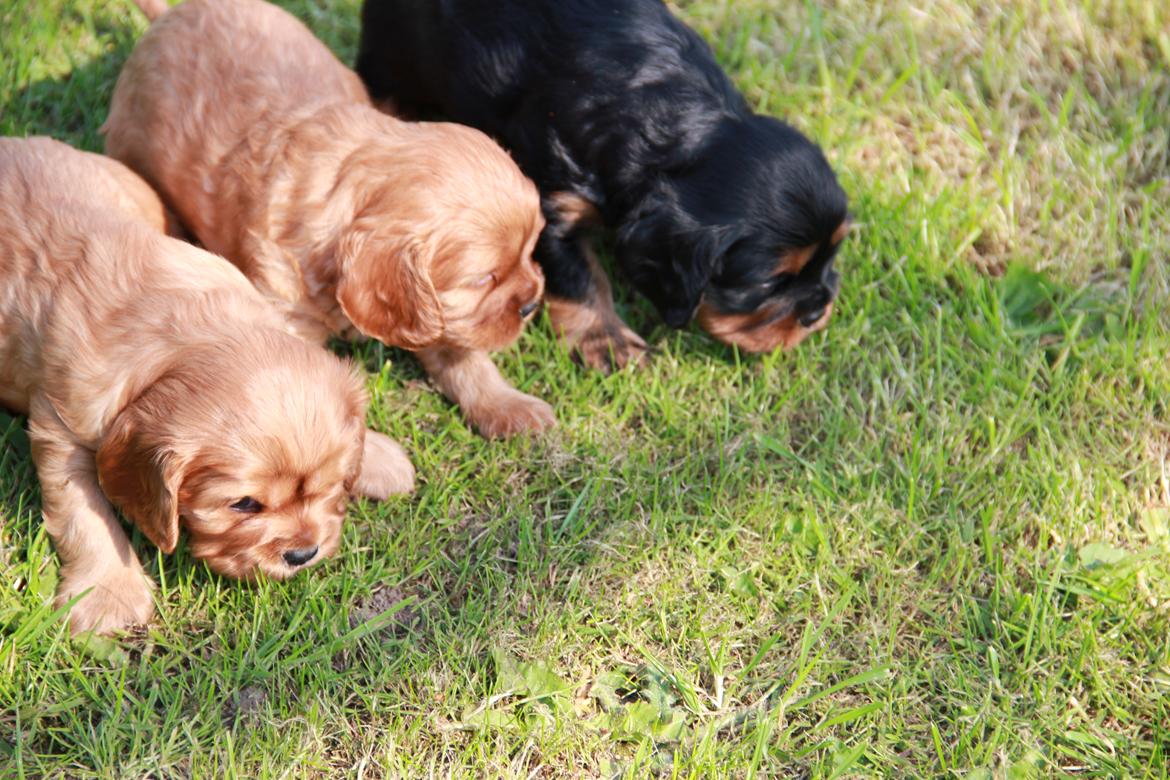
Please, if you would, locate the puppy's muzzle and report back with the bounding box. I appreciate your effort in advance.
[798,306,827,327]
[283,545,319,567]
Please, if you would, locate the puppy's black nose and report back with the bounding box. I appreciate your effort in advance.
[519,300,540,318]
[798,307,826,327]
[283,546,318,567]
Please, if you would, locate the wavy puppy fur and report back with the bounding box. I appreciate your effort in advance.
[357,0,849,369]
[104,0,553,439]
[0,137,411,635]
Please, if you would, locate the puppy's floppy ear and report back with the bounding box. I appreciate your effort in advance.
[96,406,185,554]
[339,362,371,495]
[335,224,445,350]
[619,202,736,328]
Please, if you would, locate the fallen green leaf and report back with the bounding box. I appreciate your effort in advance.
[1078,543,1127,569]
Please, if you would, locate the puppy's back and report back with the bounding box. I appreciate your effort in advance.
[0,136,168,326]
[104,0,369,252]
[0,136,283,428]
[1,137,168,233]
[0,138,167,413]
[105,0,368,175]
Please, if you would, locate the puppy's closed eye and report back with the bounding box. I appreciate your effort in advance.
[467,272,496,289]
[230,496,264,513]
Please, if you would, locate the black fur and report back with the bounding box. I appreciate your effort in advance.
[357,0,847,332]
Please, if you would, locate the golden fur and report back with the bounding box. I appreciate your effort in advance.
[104,0,555,439]
[0,137,412,635]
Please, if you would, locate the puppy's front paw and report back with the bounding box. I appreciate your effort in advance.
[548,297,649,373]
[57,566,155,636]
[571,322,649,373]
[468,391,556,439]
[355,430,416,500]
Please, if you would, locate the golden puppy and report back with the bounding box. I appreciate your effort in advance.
[0,137,412,635]
[103,0,554,439]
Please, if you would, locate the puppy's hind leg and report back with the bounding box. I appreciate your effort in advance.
[354,430,416,500]
[540,225,648,373]
[28,398,154,635]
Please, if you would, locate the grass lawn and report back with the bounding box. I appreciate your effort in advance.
[2,0,1170,776]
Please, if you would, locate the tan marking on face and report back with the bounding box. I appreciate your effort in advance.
[775,244,818,276]
[549,191,603,229]
[696,301,833,353]
[832,219,850,246]
[776,220,849,277]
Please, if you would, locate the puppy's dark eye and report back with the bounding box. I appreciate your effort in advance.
[230,497,264,513]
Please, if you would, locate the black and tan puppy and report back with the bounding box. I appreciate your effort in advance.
[357,0,849,369]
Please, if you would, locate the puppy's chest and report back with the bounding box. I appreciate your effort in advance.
[308,286,360,342]
[545,129,606,209]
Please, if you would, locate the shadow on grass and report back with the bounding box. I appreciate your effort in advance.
[0,413,38,593]
[0,16,135,149]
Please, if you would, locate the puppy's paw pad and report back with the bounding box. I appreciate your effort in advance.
[59,570,155,636]
[471,392,556,439]
[355,431,416,501]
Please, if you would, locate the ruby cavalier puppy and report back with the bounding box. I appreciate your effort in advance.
[0,137,411,635]
[104,0,553,439]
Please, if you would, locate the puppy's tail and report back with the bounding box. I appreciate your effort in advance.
[131,0,169,22]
